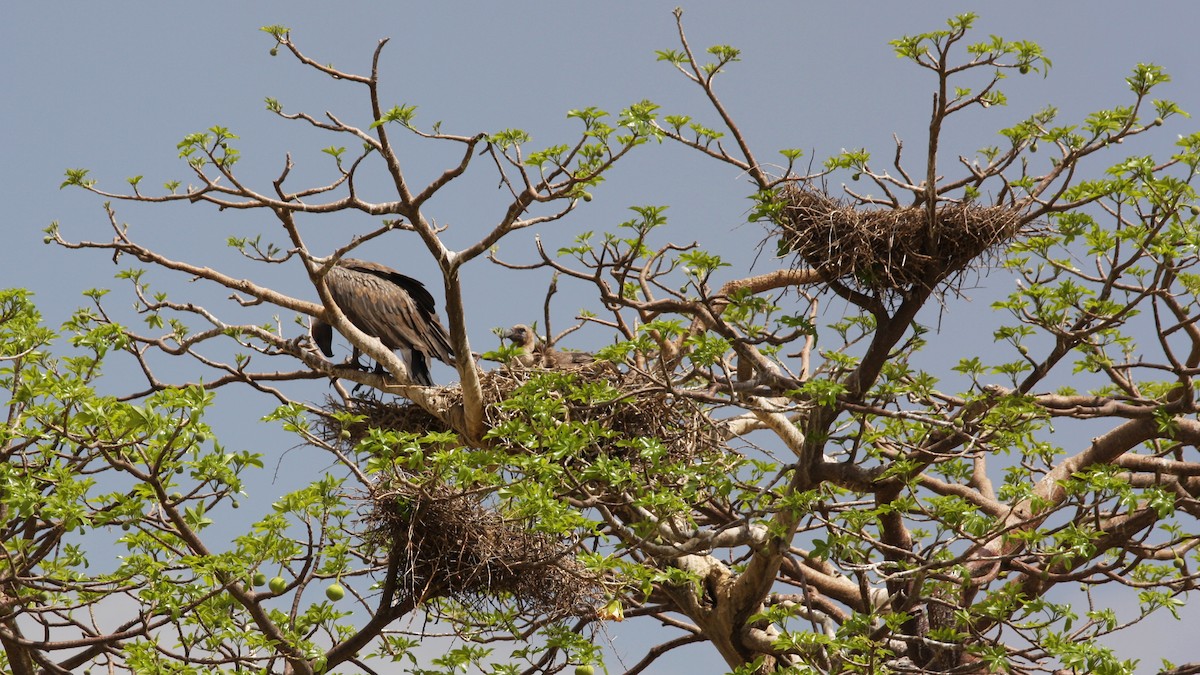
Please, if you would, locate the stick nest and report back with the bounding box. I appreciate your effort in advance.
[317,365,730,617]
[363,472,601,619]
[776,185,1024,295]
[326,366,727,472]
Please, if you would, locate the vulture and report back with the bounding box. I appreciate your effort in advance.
[503,324,595,369]
[311,258,454,386]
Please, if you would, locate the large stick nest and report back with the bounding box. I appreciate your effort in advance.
[776,185,1024,295]
[363,472,601,619]
[325,365,728,473]
[317,365,731,617]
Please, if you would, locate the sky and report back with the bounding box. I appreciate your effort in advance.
[4,2,1200,672]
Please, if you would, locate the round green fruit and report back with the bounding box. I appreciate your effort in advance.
[325,583,345,602]
[252,573,267,587]
[268,576,287,594]
[575,666,595,675]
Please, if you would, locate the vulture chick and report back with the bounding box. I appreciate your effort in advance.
[503,324,595,369]
[311,258,454,386]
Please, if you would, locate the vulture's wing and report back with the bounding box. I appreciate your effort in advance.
[544,348,596,368]
[333,259,453,364]
[339,259,440,316]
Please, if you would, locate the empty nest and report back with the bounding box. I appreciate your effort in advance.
[363,472,601,618]
[776,185,1024,295]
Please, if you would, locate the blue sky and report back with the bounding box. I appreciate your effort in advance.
[4,3,1200,672]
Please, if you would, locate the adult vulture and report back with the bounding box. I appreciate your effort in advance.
[503,324,595,369]
[311,258,454,386]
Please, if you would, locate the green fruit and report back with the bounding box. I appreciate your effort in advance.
[325,583,345,601]
[268,576,287,594]
[252,573,267,587]
[1190,205,1200,216]
[575,666,595,675]
[1019,65,1030,74]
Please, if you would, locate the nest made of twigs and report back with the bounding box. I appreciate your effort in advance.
[322,366,727,471]
[328,395,450,437]
[776,185,1024,295]
[363,472,601,618]
[316,365,730,618]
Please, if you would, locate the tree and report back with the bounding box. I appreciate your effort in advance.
[6,10,1200,674]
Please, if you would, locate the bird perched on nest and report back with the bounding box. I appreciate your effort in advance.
[311,258,454,386]
[503,324,596,369]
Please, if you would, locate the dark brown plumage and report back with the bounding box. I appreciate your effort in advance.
[503,324,595,369]
[311,258,454,386]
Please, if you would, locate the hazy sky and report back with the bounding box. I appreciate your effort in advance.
[4,3,1200,672]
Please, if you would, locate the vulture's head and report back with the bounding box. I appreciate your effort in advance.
[503,324,537,351]
[311,318,335,357]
